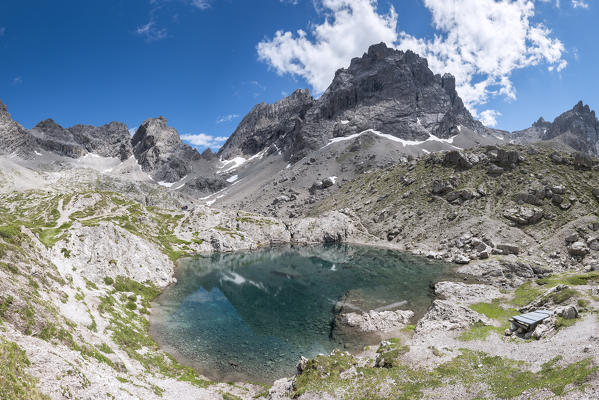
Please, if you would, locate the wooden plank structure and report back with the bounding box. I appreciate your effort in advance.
[510,309,553,332]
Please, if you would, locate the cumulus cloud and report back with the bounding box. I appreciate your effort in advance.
[180,133,228,149]
[479,110,502,127]
[257,0,398,93]
[257,0,567,124]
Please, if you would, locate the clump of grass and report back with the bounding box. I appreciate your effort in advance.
[551,288,579,304]
[512,282,545,306]
[112,276,160,302]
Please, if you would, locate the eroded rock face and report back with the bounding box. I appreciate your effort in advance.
[219,42,488,162]
[132,117,201,182]
[0,99,38,158]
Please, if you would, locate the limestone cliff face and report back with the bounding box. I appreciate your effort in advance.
[219,42,485,162]
[132,116,201,182]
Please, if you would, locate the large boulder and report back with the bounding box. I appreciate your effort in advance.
[503,206,544,225]
[336,309,414,333]
[416,300,491,334]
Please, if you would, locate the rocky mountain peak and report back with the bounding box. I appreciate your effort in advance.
[219,43,487,163]
[544,101,598,142]
[0,99,7,113]
[532,117,551,128]
[132,116,201,183]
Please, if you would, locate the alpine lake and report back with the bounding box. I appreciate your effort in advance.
[150,244,456,383]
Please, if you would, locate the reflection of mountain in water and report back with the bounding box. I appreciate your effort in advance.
[151,244,453,383]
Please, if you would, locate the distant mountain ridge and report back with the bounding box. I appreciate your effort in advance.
[513,101,599,156]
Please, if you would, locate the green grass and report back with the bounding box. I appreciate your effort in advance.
[537,271,599,287]
[512,282,545,307]
[470,301,517,320]
[551,288,579,304]
[291,343,598,400]
[458,322,498,341]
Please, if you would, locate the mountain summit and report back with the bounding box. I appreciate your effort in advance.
[219,42,487,162]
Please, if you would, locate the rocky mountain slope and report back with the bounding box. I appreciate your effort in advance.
[513,101,599,156]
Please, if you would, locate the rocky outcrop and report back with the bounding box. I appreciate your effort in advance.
[434,282,502,305]
[132,117,201,182]
[336,309,414,333]
[416,300,491,334]
[289,210,371,244]
[219,43,490,162]
[0,100,39,158]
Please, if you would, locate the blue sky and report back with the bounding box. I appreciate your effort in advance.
[1,0,597,151]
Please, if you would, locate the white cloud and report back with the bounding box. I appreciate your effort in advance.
[216,114,240,124]
[257,0,398,93]
[257,0,566,124]
[571,0,589,8]
[136,21,167,41]
[180,133,228,148]
[479,110,502,127]
[12,76,23,86]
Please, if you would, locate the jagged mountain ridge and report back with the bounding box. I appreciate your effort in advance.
[513,101,599,156]
[219,42,490,162]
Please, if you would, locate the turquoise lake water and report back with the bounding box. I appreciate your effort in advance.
[150,244,453,383]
